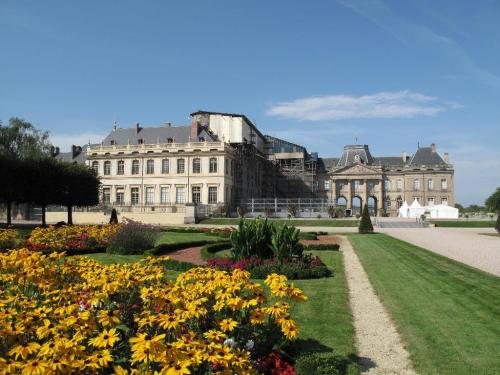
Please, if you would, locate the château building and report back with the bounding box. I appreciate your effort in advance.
[56,110,454,218]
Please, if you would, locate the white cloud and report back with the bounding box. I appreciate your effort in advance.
[267,91,452,121]
[49,132,107,152]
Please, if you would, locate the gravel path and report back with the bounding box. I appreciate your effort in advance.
[341,236,417,375]
[165,246,205,265]
[379,227,500,276]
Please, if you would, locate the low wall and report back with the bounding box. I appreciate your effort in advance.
[46,211,186,225]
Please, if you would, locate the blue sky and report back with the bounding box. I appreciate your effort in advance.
[1,0,499,206]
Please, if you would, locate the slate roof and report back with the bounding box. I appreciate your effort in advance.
[101,125,217,146]
[56,145,89,164]
[372,157,404,167]
[409,147,446,166]
[320,158,339,169]
[337,145,374,167]
[191,110,265,140]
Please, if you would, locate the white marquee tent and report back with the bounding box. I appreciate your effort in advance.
[408,198,426,218]
[427,204,459,219]
[398,201,410,218]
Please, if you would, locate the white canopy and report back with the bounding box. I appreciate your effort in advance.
[408,198,426,218]
[427,204,459,219]
[398,201,410,218]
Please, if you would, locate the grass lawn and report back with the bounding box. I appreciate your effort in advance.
[292,250,358,375]
[199,218,359,227]
[156,231,222,245]
[480,233,500,237]
[432,220,495,227]
[349,233,500,375]
[85,253,145,264]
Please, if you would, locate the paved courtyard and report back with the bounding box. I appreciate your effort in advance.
[378,227,500,277]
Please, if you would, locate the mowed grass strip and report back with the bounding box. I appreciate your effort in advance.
[156,231,222,244]
[199,218,359,227]
[293,250,358,375]
[432,220,495,227]
[349,233,500,375]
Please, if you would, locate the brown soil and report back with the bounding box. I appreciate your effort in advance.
[300,235,341,246]
[164,246,205,265]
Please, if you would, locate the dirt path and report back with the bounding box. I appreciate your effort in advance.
[165,246,205,265]
[340,236,417,375]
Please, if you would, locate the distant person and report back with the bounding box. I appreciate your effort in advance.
[109,209,118,224]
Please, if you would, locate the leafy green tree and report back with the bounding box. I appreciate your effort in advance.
[0,118,51,159]
[455,203,464,212]
[0,158,25,225]
[358,204,374,234]
[485,188,500,213]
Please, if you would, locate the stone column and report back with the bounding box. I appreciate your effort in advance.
[363,179,369,210]
[346,179,352,209]
[331,178,337,204]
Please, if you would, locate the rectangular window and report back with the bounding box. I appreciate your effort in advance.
[102,188,110,204]
[162,159,169,174]
[209,158,217,173]
[192,186,201,204]
[396,178,402,191]
[427,197,435,206]
[441,178,448,191]
[413,196,421,203]
[192,158,201,174]
[117,161,124,175]
[225,159,228,174]
[208,186,217,204]
[384,179,391,192]
[116,188,124,205]
[427,178,434,191]
[104,161,111,175]
[354,180,361,191]
[131,160,139,175]
[441,197,448,205]
[176,187,186,204]
[146,160,154,174]
[413,179,421,191]
[177,159,185,174]
[324,180,331,191]
[160,187,170,204]
[145,187,154,205]
[131,187,139,205]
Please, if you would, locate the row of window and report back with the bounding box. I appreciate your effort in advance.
[109,136,206,146]
[384,196,449,209]
[102,186,218,205]
[385,178,448,192]
[92,158,219,176]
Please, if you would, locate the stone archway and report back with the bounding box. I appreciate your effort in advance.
[368,196,378,216]
[336,196,347,217]
[352,196,363,216]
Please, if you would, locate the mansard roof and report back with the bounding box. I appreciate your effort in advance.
[337,145,374,167]
[409,146,447,166]
[101,124,217,146]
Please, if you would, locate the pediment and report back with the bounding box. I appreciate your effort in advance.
[331,163,381,176]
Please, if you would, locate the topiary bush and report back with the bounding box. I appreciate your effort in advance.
[107,220,159,255]
[358,204,374,234]
[295,353,348,375]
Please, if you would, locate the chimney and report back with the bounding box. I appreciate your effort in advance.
[135,122,141,134]
[444,152,449,163]
[50,145,60,157]
[431,143,436,152]
[164,122,172,128]
[402,151,407,162]
[71,145,82,158]
[191,118,200,137]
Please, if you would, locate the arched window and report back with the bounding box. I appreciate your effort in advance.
[209,157,217,173]
[91,161,99,174]
[104,161,111,175]
[177,159,185,174]
[193,158,201,173]
[131,160,139,175]
[117,160,125,175]
[146,159,154,174]
[162,159,169,174]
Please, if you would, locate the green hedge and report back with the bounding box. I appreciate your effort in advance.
[432,220,495,228]
[299,232,318,240]
[303,244,340,251]
[250,262,331,280]
[200,242,231,260]
[41,247,107,256]
[163,259,198,272]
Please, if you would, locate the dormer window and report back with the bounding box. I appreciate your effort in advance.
[198,136,205,142]
[110,140,116,145]
[167,138,173,143]
[138,139,144,145]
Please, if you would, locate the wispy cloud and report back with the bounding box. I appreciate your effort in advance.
[267,91,454,121]
[337,0,500,87]
[49,132,107,152]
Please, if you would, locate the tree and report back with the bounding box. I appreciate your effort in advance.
[56,163,99,225]
[485,188,500,214]
[455,203,464,212]
[0,158,25,225]
[358,204,374,234]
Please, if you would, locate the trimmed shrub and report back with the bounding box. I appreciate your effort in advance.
[299,232,318,240]
[107,221,159,255]
[295,353,347,375]
[163,258,197,272]
[146,240,217,256]
[358,204,374,234]
[200,241,231,260]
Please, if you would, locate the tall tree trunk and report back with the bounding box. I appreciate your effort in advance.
[6,201,12,226]
[41,205,46,226]
[67,205,73,225]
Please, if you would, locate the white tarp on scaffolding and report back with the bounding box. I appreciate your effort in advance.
[398,201,410,218]
[427,204,459,219]
[408,198,426,218]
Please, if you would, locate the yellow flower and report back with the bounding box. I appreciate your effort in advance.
[21,359,48,375]
[161,360,191,375]
[219,318,238,332]
[89,328,120,348]
[8,342,40,360]
[98,309,121,326]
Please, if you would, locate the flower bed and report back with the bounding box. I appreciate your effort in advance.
[0,248,306,374]
[208,254,331,280]
[26,224,121,252]
[0,228,18,251]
